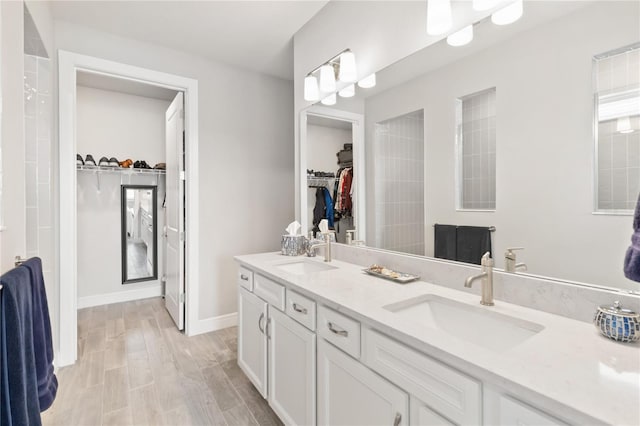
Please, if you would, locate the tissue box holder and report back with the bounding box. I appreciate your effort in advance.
[281,235,306,256]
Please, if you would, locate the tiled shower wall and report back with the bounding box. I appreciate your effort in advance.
[24,54,53,283]
[373,110,425,255]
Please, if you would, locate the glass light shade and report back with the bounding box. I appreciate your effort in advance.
[304,75,319,102]
[491,0,523,26]
[617,116,634,134]
[319,64,336,93]
[447,25,473,47]
[339,84,355,98]
[321,93,337,106]
[358,73,376,89]
[338,51,357,83]
[473,0,499,11]
[427,0,452,35]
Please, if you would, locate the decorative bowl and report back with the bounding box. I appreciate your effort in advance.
[594,301,640,343]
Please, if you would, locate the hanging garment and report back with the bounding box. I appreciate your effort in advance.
[323,187,335,228]
[340,168,353,215]
[312,188,326,235]
[624,192,640,282]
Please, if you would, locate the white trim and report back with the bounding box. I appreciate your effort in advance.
[298,106,365,240]
[57,51,200,367]
[78,285,163,309]
[189,312,238,336]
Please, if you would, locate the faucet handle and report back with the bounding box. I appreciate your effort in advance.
[505,247,524,260]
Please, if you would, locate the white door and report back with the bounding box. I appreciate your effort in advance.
[238,287,268,397]
[268,307,316,426]
[165,92,185,330]
[317,338,408,426]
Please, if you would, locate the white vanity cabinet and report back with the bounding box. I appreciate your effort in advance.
[317,338,409,426]
[237,271,317,425]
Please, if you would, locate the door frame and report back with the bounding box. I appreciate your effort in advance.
[298,106,365,240]
[58,50,199,366]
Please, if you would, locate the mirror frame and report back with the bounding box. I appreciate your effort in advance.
[121,184,158,284]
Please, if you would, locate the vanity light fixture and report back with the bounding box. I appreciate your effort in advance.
[491,0,523,26]
[472,0,499,11]
[304,75,320,102]
[617,116,634,134]
[321,93,337,106]
[427,0,453,35]
[358,73,376,89]
[447,25,474,47]
[338,50,357,83]
[319,64,336,93]
[339,84,355,98]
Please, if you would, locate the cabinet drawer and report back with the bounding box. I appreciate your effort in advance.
[286,289,316,331]
[318,305,361,359]
[254,274,285,311]
[362,328,481,425]
[237,266,254,291]
[497,395,566,426]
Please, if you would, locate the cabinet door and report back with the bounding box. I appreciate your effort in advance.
[268,307,316,426]
[410,396,455,426]
[318,339,408,426]
[238,287,268,397]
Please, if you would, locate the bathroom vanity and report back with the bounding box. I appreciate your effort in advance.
[235,251,640,426]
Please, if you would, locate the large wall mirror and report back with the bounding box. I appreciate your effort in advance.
[121,185,158,283]
[299,1,640,292]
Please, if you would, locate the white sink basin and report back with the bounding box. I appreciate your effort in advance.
[384,294,544,351]
[275,260,338,275]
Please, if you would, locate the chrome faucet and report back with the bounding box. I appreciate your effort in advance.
[464,252,495,306]
[308,232,333,262]
[346,230,365,246]
[504,247,527,273]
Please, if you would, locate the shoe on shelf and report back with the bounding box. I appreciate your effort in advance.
[76,154,84,166]
[133,160,141,168]
[140,161,151,169]
[98,156,110,167]
[119,159,133,168]
[85,154,97,166]
[153,163,166,170]
[108,157,119,167]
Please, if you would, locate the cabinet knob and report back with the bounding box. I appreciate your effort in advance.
[393,413,402,426]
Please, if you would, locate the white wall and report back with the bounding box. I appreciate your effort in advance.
[76,86,168,305]
[306,124,351,230]
[76,86,169,166]
[364,1,640,290]
[54,21,294,328]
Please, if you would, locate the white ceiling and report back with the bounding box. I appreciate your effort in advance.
[51,1,329,81]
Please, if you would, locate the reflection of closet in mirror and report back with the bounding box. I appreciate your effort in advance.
[306,114,354,243]
[75,71,177,308]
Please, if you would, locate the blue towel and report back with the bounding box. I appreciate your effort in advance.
[323,187,335,228]
[624,193,640,282]
[0,267,42,426]
[22,258,57,411]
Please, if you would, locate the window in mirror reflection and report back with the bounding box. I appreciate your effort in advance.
[373,110,425,255]
[456,88,496,210]
[594,44,640,212]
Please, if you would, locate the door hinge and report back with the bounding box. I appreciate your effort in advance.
[180,231,186,241]
[180,109,185,119]
[179,170,186,181]
[161,275,167,283]
[179,293,185,303]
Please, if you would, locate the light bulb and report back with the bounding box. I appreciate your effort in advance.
[319,64,336,93]
[338,51,357,83]
[473,0,499,11]
[617,116,634,134]
[304,75,319,102]
[447,25,473,47]
[338,84,355,98]
[427,0,452,36]
[321,93,337,106]
[491,0,523,26]
[358,73,376,89]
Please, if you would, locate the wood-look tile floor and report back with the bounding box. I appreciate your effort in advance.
[42,297,283,426]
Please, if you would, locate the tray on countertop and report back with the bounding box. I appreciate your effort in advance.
[363,266,419,284]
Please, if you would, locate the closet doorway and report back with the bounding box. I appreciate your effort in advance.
[58,52,200,366]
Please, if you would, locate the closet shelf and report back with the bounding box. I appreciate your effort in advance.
[77,165,166,175]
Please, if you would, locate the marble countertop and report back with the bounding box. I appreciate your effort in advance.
[235,252,640,425]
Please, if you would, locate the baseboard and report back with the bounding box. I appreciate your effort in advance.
[77,285,163,309]
[188,312,238,336]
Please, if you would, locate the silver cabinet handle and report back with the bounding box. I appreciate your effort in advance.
[240,274,249,281]
[393,413,402,426]
[266,317,272,339]
[258,312,265,334]
[292,303,308,314]
[327,322,348,337]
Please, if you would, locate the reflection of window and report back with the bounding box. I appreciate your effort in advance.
[594,44,640,212]
[456,88,496,210]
